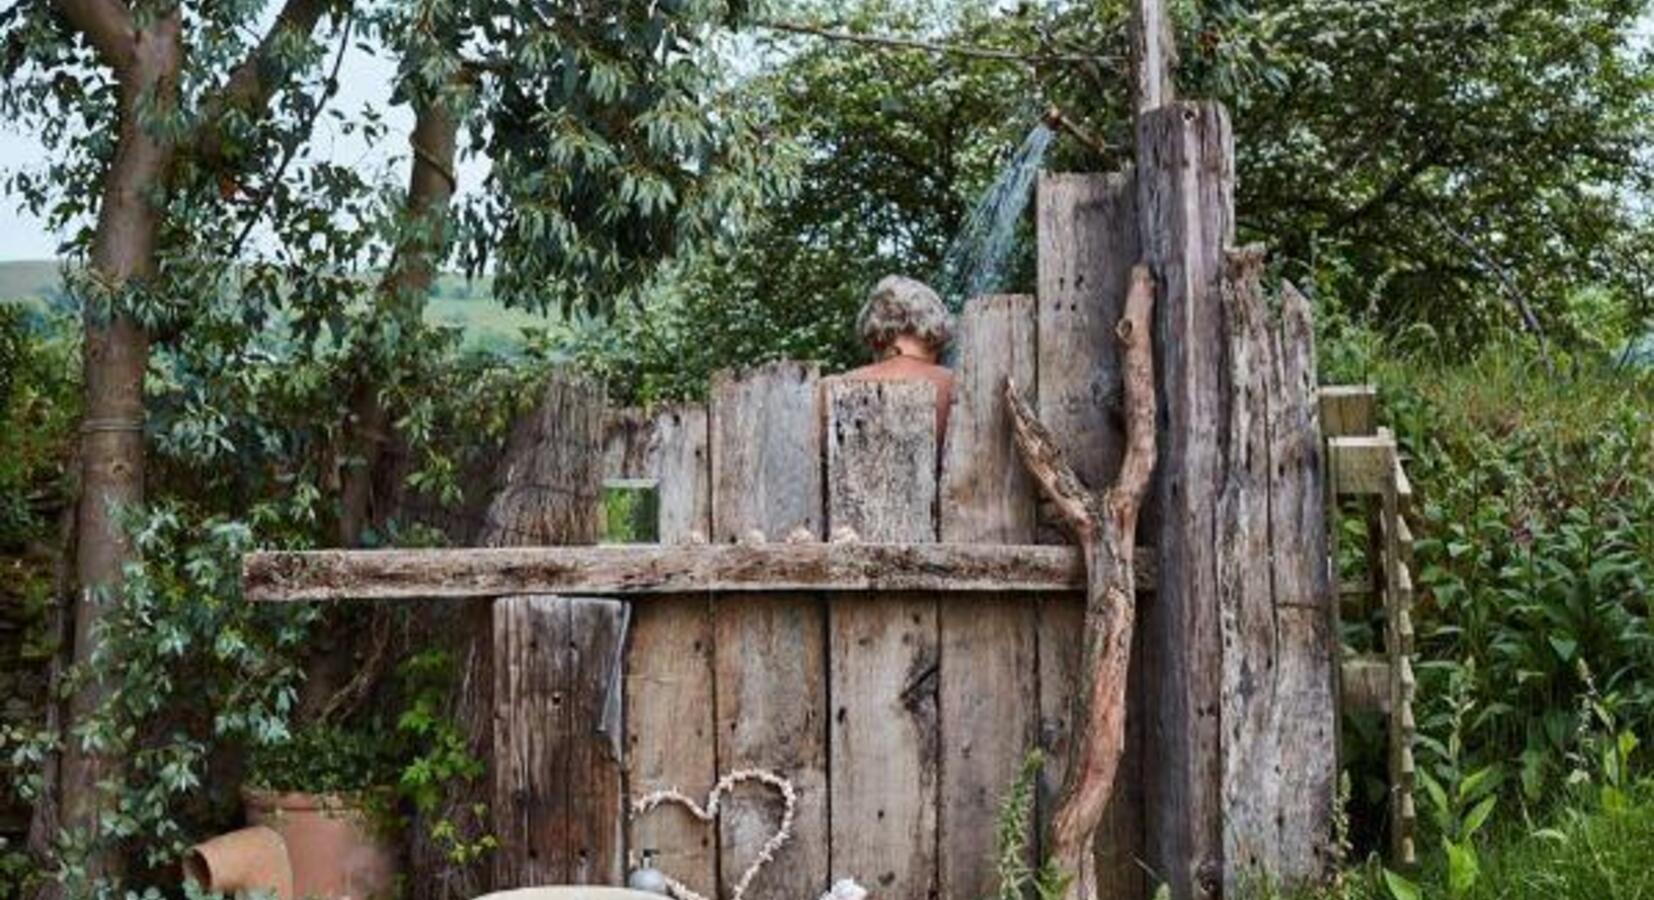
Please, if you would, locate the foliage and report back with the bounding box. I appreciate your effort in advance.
[1201,0,1654,348]
[556,0,1067,403]
[245,724,399,795]
[989,750,1069,900]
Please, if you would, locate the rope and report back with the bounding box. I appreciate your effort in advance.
[631,769,798,900]
[80,417,145,434]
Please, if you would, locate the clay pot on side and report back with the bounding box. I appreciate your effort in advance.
[243,787,398,900]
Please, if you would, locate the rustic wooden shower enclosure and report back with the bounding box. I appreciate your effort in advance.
[246,103,1340,900]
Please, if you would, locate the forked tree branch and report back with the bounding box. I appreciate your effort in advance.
[1006,263,1157,900]
[53,0,135,71]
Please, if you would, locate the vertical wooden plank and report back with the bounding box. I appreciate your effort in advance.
[494,596,628,888]
[474,372,606,897]
[568,598,628,885]
[1216,249,1298,889]
[826,380,939,900]
[1035,171,1145,899]
[1139,100,1235,900]
[710,363,829,900]
[493,596,572,887]
[938,296,1040,900]
[620,405,717,893]
[1268,283,1338,879]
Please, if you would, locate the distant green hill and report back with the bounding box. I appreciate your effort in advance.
[0,260,555,352]
[0,260,67,306]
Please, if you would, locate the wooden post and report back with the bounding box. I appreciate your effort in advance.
[1137,100,1235,900]
[826,380,941,900]
[710,362,830,900]
[938,296,1040,900]
[479,372,618,890]
[612,406,718,893]
[1132,0,1177,114]
[1034,172,1145,899]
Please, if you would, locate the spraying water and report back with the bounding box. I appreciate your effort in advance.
[934,123,1056,313]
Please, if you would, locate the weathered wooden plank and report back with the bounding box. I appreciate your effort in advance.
[1139,99,1235,900]
[1267,282,1339,879]
[244,543,1153,602]
[492,596,626,887]
[1327,436,1398,497]
[568,598,628,885]
[447,372,604,900]
[1218,251,1337,891]
[712,362,823,543]
[1318,386,1377,438]
[827,380,940,900]
[1035,171,1146,899]
[939,296,1040,900]
[492,596,573,887]
[1216,248,1278,890]
[1036,173,1139,515]
[615,407,717,893]
[710,363,829,900]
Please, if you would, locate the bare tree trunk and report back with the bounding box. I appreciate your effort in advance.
[1006,265,1157,900]
[42,1,343,889]
[55,12,183,889]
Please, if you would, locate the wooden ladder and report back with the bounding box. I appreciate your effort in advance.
[1322,386,1419,866]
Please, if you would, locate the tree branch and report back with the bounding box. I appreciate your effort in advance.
[52,0,135,72]
[1006,263,1157,900]
[191,0,345,169]
[755,18,1121,68]
[1427,209,1556,375]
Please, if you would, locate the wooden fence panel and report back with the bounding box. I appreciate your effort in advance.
[1035,171,1145,898]
[826,380,940,900]
[937,295,1040,900]
[616,405,718,893]
[710,363,830,900]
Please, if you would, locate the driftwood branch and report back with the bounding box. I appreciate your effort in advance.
[1006,264,1156,900]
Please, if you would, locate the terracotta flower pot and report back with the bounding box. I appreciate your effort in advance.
[243,787,398,900]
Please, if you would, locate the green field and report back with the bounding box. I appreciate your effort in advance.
[0,260,555,352]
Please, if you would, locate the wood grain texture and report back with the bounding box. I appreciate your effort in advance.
[613,407,717,892]
[1036,173,1139,511]
[938,295,1040,900]
[827,380,940,900]
[1267,282,1338,879]
[712,362,823,544]
[457,371,604,899]
[1035,172,1145,900]
[710,363,829,900]
[492,596,626,887]
[243,543,1138,602]
[1216,255,1338,892]
[1138,100,1235,900]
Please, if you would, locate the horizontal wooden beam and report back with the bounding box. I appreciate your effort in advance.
[244,543,1157,603]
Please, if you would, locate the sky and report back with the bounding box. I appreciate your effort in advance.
[0,40,490,262]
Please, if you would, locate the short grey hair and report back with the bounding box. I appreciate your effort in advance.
[856,275,955,355]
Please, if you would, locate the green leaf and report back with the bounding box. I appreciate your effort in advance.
[1462,795,1497,839]
[1383,868,1422,900]
[1445,838,1481,898]
[1548,636,1578,662]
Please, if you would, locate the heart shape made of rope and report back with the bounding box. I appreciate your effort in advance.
[630,769,797,900]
